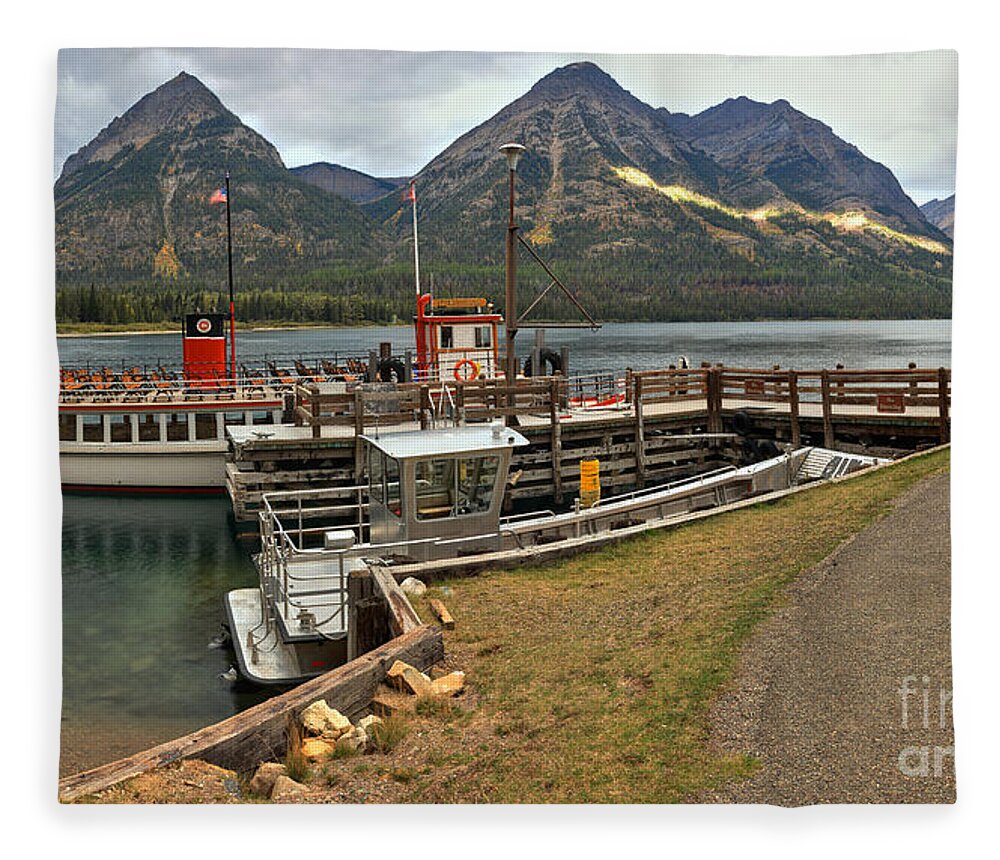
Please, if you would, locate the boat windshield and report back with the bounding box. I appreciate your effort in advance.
[415,455,499,520]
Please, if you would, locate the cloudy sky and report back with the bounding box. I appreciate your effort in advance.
[55,49,957,205]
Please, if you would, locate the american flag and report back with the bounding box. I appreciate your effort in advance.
[209,186,228,205]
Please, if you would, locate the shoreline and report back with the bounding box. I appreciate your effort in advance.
[56,318,953,338]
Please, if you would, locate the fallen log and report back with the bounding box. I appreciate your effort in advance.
[58,625,443,803]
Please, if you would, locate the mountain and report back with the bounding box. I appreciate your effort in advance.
[367,61,725,263]
[920,195,955,238]
[666,97,940,239]
[55,72,386,283]
[364,62,950,321]
[291,162,407,204]
[54,63,953,325]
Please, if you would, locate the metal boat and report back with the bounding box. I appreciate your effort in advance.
[225,421,884,685]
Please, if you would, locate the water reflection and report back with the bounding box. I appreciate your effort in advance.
[60,494,269,774]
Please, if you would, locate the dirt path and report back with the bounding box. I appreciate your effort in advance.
[704,471,954,804]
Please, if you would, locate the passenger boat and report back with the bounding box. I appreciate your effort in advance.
[58,314,291,491]
[225,421,885,685]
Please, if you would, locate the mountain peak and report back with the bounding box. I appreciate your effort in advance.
[58,71,232,180]
[527,61,628,101]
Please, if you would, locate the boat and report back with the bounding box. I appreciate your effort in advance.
[58,314,290,491]
[224,420,885,685]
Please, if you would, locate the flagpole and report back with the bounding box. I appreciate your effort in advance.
[410,180,420,299]
[225,171,235,384]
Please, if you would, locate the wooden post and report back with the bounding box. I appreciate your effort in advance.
[820,369,835,448]
[634,375,646,488]
[937,367,950,444]
[310,384,321,440]
[788,370,801,447]
[549,377,564,502]
[419,385,431,430]
[624,367,633,406]
[707,368,723,434]
[456,382,466,426]
[354,388,365,483]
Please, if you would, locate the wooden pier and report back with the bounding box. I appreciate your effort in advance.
[225,365,950,522]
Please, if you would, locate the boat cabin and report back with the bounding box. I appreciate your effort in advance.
[414,294,502,382]
[365,422,528,561]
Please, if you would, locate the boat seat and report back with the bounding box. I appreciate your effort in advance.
[418,504,453,518]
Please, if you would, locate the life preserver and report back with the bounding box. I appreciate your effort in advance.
[453,359,480,381]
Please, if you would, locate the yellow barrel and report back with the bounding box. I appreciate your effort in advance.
[579,459,600,507]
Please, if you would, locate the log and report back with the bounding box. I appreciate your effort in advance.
[57,625,443,802]
[369,564,423,635]
[429,598,456,630]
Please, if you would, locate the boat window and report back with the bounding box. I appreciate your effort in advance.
[385,456,401,518]
[59,414,77,442]
[138,414,160,441]
[224,412,246,426]
[109,414,131,442]
[195,413,217,440]
[166,413,188,441]
[475,325,492,348]
[81,414,103,442]
[456,456,500,515]
[415,458,455,520]
[440,326,454,349]
[251,411,274,425]
[368,447,384,504]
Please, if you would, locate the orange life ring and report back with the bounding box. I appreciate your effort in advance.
[453,359,480,381]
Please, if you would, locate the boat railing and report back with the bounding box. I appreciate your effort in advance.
[261,484,369,551]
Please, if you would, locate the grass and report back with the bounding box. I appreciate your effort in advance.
[398,448,949,803]
[369,715,410,755]
[283,747,311,785]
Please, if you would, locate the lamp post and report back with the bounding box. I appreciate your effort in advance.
[499,143,526,396]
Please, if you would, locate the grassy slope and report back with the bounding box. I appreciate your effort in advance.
[400,447,950,803]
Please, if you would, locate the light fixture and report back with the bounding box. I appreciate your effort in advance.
[499,143,526,171]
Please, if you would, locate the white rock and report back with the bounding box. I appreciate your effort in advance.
[301,700,352,738]
[337,727,368,752]
[357,714,384,734]
[400,577,427,596]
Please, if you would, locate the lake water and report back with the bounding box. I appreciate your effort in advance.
[58,319,952,376]
[57,319,951,774]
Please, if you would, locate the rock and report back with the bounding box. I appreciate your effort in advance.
[300,700,352,738]
[400,577,427,596]
[430,671,466,697]
[401,667,433,696]
[270,774,308,803]
[338,727,368,753]
[387,660,432,695]
[248,762,285,797]
[357,714,384,734]
[300,738,336,762]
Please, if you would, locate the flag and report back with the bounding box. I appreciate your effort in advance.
[210,186,228,205]
[401,181,416,203]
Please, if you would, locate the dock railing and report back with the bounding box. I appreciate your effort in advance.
[284,364,950,448]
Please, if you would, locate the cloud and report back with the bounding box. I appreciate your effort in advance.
[55,49,957,203]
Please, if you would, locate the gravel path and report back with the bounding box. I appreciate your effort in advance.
[704,471,954,804]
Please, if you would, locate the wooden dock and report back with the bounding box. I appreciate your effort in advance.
[225,366,950,522]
